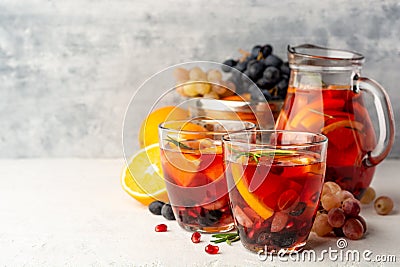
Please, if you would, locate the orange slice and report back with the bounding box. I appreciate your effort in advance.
[322,120,363,135]
[121,144,169,205]
[230,163,274,220]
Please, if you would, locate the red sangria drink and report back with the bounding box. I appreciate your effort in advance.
[276,86,377,198]
[159,119,255,233]
[223,130,327,253]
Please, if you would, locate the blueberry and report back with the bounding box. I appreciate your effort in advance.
[247,62,265,81]
[199,208,223,226]
[148,201,165,215]
[263,66,281,84]
[261,44,273,58]
[161,204,176,220]
[280,62,290,75]
[263,54,283,68]
[251,45,262,58]
[234,61,247,72]
[222,59,237,72]
[256,232,272,245]
[289,202,307,216]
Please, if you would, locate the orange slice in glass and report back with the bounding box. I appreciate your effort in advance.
[230,163,274,220]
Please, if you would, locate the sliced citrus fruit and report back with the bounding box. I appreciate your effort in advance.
[321,120,363,135]
[230,163,274,220]
[121,143,169,205]
[138,106,189,148]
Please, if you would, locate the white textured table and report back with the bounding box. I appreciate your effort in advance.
[0,159,399,266]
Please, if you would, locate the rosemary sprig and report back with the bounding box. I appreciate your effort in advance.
[235,150,298,163]
[308,108,334,119]
[211,232,240,245]
[165,135,193,150]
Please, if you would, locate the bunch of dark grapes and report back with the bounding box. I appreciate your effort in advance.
[222,44,290,101]
[312,182,366,240]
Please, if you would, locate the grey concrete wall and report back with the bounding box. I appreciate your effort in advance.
[0,0,399,158]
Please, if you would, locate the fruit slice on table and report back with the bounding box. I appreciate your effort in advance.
[138,106,189,148]
[121,143,169,205]
[230,163,274,220]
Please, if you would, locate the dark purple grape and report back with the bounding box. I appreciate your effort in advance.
[271,95,282,101]
[222,59,237,72]
[261,89,272,101]
[234,61,247,72]
[280,62,290,75]
[247,62,265,81]
[276,79,288,98]
[256,78,275,90]
[263,54,283,67]
[261,44,273,57]
[251,45,262,58]
[263,66,281,84]
[246,59,258,69]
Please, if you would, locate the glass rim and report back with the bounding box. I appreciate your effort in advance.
[288,44,364,61]
[222,129,328,147]
[159,119,256,136]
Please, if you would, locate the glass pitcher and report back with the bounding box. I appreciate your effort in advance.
[275,44,395,199]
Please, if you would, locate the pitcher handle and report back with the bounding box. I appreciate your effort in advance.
[355,77,395,167]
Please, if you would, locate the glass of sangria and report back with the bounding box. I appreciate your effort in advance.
[276,44,394,199]
[158,119,255,233]
[223,130,328,253]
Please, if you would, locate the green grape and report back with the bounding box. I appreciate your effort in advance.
[374,196,394,215]
[321,193,341,211]
[207,69,222,82]
[189,67,207,81]
[312,213,332,237]
[322,181,341,196]
[360,187,376,204]
[173,67,189,82]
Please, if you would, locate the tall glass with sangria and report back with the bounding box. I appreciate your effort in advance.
[223,130,328,253]
[158,119,255,232]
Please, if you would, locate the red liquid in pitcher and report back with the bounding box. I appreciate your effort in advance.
[225,151,325,252]
[276,87,377,198]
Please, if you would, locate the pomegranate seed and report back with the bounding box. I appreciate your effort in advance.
[205,244,219,254]
[155,224,167,232]
[191,232,201,243]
